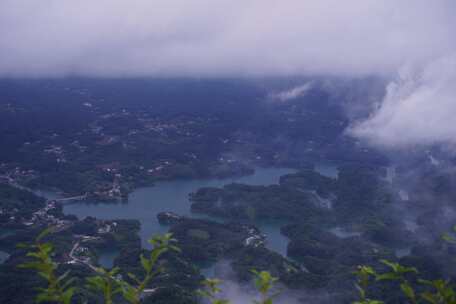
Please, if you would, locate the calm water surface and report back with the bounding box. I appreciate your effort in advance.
[97,248,120,269]
[63,166,337,262]
[64,168,295,250]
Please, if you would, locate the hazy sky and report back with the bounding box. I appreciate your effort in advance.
[1,0,455,147]
[1,0,454,77]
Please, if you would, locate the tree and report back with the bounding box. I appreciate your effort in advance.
[19,230,279,304]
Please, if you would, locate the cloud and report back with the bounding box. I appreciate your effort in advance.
[0,0,455,77]
[349,55,456,148]
[206,260,303,304]
[2,1,456,148]
[269,82,313,102]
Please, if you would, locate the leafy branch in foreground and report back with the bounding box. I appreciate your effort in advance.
[198,270,279,304]
[252,270,279,304]
[19,231,179,304]
[18,227,456,304]
[86,267,122,304]
[198,278,229,304]
[18,229,75,304]
[353,265,382,304]
[377,260,418,304]
[354,259,456,304]
[120,233,180,304]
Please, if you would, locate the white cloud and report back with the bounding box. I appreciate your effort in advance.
[2,1,456,148]
[0,0,454,77]
[349,54,456,148]
[270,82,313,102]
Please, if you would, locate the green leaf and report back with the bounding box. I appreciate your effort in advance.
[62,287,75,304]
[355,283,366,299]
[121,283,139,304]
[16,242,30,249]
[420,292,438,304]
[442,233,456,243]
[376,272,400,282]
[400,282,416,301]
[380,260,399,272]
[140,254,152,273]
[380,260,417,275]
[36,228,51,241]
[36,292,55,304]
[127,273,141,284]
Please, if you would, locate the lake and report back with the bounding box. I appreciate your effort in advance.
[63,168,295,250]
[62,165,337,266]
[97,248,120,269]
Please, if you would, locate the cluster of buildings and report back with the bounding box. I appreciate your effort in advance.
[67,221,118,267]
[92,174,123,201]
[0,166,37,185]
[97,221,117,234]
[243,226,266,248]
[26,200,70,231]
[145,160,172,175]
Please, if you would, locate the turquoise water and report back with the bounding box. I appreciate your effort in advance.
[98,248,120,269]
[64,167,295,253]
[256,220,290,256]
[63,165,336,256]
[0,228,15,239]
